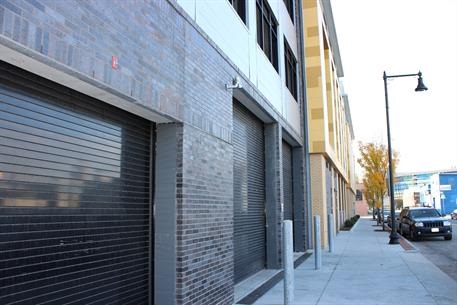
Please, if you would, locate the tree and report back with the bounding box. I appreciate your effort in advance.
[358,142,399,222]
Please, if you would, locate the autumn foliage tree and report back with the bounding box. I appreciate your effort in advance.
[357,142,399,218]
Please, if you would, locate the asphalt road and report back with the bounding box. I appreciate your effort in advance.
[408,219,457,283]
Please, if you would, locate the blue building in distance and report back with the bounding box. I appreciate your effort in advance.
[394,170,457,214]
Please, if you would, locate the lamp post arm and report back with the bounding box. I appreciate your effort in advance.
[385,72,421,79]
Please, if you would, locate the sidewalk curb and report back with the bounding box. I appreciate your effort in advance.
[398,235,418,251]
[384,226,418,251]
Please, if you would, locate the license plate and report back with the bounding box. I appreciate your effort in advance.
[431,228,439,232]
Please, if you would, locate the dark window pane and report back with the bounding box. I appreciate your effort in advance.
[284,38,297,98]
[230,0,246,24]
[256,2,262,46]
[256,0,278,72]
[283,0,294,23]
[263,15,271,58]
[272,31,278,71]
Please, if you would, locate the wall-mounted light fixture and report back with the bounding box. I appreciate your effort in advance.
[226,76,242,90]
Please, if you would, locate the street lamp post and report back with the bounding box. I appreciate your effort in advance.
[383,71,428,244]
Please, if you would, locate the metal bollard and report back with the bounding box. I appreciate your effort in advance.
[328,213,334,253]
[314,215,322,270]
[283,220,294,305]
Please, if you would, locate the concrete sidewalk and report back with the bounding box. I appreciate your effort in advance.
[248,217,457,305]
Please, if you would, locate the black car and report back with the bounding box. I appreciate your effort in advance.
[398,207,452,241]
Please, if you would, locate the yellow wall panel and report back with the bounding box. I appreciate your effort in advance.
[305,66,322,87]
[303,0,317,9]
[305,46,320,57]
[312,141,325,152]
[311,108,324,120]
[307,26,319,37]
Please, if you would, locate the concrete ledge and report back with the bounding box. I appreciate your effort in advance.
[0,36,174,124]
[234,252,312,305]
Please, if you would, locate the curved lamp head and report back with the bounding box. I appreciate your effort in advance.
[415,71,428,92]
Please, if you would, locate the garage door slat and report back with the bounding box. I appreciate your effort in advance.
[0,67,151,305]
[233,102,265,283]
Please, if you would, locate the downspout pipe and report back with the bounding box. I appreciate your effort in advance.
[297,0,313,250]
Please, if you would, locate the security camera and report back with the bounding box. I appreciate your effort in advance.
[226,76,243,90]
[232,76,241,87]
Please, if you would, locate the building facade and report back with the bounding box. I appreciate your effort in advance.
[0,0,312,304]
[303,0,356,247]
[355,182,369,216]
[395,171,457,214]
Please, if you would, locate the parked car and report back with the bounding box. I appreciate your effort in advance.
[451,209,457,220]
[382,210,391,223]
[398,207,452,241]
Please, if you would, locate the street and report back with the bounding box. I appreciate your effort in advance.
[409,219,457,282]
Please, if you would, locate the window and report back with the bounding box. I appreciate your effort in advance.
[283,0,294,23]
[256,0,278,71]
[284,38,297,99]
[356,190,363,201]
[410,208,441,218]
[229,0,246,24]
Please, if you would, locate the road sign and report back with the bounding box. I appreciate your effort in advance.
[439,184,451,191]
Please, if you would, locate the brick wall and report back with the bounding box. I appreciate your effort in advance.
[1,1,235,304]
[0,0,233,142]
[176,124,233,304]
[310,154,328,247]
[0,0,306,304]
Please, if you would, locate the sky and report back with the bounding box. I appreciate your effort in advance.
[330,0,457,175]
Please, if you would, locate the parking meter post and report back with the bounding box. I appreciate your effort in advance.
[283,220,294,305]
[327,213,334,253]
[314,215,322,270]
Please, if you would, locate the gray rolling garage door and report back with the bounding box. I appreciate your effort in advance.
[282,141,293,221]
[233,102,265,283]
[0,63,152,304]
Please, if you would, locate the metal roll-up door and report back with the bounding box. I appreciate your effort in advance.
[282,141,293,221]
[233,102,265,283]
[0,64,152,304]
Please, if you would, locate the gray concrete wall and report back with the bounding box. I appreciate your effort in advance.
[292,146,306,251]
[265,123,282,269]
[155,123,180,304]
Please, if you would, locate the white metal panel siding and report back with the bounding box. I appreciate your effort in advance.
[233,103,265,283]
[177,0,302,134]
[0,66,151,304]
[284,89,301,132]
